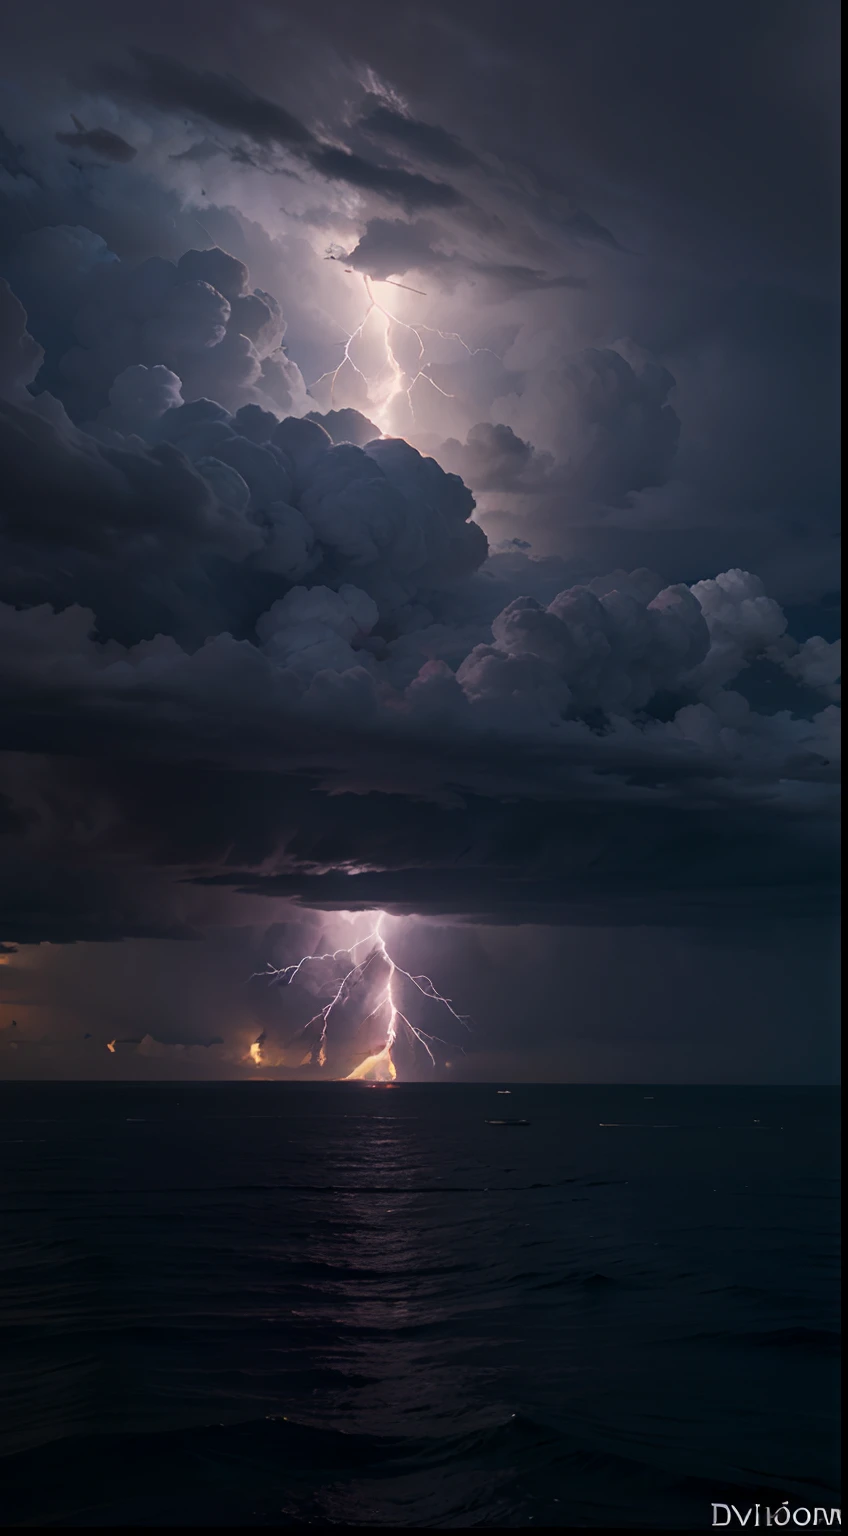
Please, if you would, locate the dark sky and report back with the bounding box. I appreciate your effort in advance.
[0,0,840,1081]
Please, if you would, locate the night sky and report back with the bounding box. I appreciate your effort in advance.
[0,0,840,1082]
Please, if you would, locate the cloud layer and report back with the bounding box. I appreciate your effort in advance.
[0,253,839,955]
[0,0,839,995]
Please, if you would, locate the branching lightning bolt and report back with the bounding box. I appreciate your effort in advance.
[249,913,469,1079]
[310,272,496,432]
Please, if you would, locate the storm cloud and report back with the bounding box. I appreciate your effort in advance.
[0,264,839,940]
[93,49,468,213]
[0,0,839,1079]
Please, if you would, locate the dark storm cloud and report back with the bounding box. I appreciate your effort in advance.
[0,267,489,647]
[0,392,263,645]
[93,49,466,212]
[358,99,481,170]
[319,0,836,280]
[0,390,249,558]
[0,472,838,838]
[0,241,837,804]
[0,874,198,945]
[0,831,200,946]
[169,138,284,175]
[435,345,679,503]
[201,844,839,928]
[55,118,137,163]
[438,422,555,492]
[95,48,315,149]
[309,147,464,211]
[0,0,839,971]
[342,218,452,280]
[508,343,681,507]
[305,407,381,447]
[0,280,838,777]
[342,217,585,293]
[353,95,621,250]
[0,750,837,945]
[3,233,305,424]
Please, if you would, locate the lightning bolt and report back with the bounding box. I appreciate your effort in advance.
[250,913,469,1079]
[311,272,496,433]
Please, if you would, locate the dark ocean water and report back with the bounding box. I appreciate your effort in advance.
[0,1083,840,1528]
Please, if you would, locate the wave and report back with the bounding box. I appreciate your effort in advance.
[0,1409,688,1528]
[3,1406,840,1529]
[0,1411,596,1526]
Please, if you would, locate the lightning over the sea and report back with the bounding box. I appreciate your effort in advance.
[312,266,494,432]
[251,913,469,1080]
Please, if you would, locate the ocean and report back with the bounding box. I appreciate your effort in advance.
[0,1083,840,1528]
